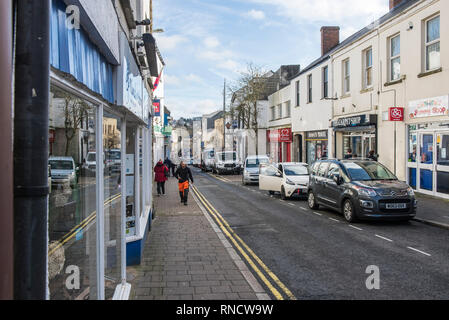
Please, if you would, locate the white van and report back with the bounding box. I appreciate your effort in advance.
[213,151,240,175]
[201,149,215,172]
[259,162,310,200]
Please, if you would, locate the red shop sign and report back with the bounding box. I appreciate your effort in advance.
[268,128,292,143]
[389,107,404,121]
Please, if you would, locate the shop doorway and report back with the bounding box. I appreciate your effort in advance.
[408,130,449,198]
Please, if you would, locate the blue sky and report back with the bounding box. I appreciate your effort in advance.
[153,0,390,119]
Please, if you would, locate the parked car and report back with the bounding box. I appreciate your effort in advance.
[242,155,270,185]
[83,151,108,176]
[201,149,215,172]
[259,162,310,199]
[48,156,78,188]
[212,151,240,175]
[307,159,417,222]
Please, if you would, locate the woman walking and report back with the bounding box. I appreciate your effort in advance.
[154,159,169,196]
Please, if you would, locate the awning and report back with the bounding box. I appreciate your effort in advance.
[143,33,159,77]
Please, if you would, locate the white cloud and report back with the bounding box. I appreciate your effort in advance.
[164,74,181,86]
[185,74,203,83]
[247,9,266,20]
[204,36,220,48]
[154,34,188,52]
[247,0,388,24]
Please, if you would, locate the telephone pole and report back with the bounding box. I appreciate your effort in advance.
[223,79,226,152]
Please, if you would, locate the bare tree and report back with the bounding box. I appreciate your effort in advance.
[228,63,269,155]
[63,94,90,157]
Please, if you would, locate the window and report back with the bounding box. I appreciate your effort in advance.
[307,74,312,103]
[364,48,373,88]
[278,104,282,119]
[285,101,291,118]
[271,106,275,121]
[390,34,401,81]
[425,15,440,71]
[295,80,300,106]
[323,66,329,98]
[327,163,340,179]
[343,59,350,94]
[318,162,330,177]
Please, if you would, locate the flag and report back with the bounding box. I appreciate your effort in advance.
[153,73,162,91]
[153,99,161,116]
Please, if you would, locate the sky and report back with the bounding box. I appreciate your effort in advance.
[152,0,390,119]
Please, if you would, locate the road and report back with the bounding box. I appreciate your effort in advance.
[191,167,449,300]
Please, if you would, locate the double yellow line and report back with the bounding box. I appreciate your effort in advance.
[48,193,121,257]
[191,185,296,301]
[209,173,231,183]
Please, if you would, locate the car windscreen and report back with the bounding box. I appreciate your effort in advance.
[343,161,397,181]
[284,165,309,176]
[49,160,73,170]
[87,153,96,162]
[218,152,237,161]
[246,158,269,168]
[108,151,121,160]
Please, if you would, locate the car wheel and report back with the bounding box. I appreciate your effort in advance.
[281,187,288,200]
[343,199,357,223]
[308,191,319,210]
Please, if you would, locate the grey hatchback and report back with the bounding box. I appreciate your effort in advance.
[307,159,417,223]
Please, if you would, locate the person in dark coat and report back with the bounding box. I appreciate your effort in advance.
[164,157,173,177]
[368,150,378,161]
[154,160,169,196]
[344,148,353,159]
[175,161,194,206]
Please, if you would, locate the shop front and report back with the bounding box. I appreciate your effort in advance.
[305,130,329,164]
[332,114,378,159]
[267,128,292,163]
[406,95,449,199]
[47,1,152,300]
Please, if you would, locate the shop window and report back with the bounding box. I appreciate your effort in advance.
[103,111,122,299]
[408,131,417,163]
[125,127,137,236]
[48,87,98,300]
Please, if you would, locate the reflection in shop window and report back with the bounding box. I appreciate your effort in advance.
[409,131,417,163]
[48,87,98,300]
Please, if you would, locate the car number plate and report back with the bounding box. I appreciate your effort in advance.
[386,203,407,209]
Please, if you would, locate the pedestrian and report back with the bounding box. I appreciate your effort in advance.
[344,148,353,159]
[154,159,169,196]
[175,161,194,206]
[368,150,378,161]
[164,157,173,177]
[171,162,177,177]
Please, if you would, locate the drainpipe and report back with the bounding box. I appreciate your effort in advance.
[0,0,13,300]
[13,0,50,300]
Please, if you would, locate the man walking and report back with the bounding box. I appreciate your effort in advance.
[164,157,173,177]
[175,161,194,206]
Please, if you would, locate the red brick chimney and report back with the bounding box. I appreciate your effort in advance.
[390,0,404,10]
[321,26,340,56]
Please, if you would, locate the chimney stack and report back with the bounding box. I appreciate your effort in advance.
[389,0,404,10]
[321,26,340,56]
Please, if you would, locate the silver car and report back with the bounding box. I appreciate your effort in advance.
[242,155,270,185]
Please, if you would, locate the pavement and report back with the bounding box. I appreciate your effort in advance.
[414,192,449,229]
[128,176,270,300]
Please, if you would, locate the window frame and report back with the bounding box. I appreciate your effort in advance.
[363,47,373,89]
[285,101,291,118]
[322,66,329,99]
[295,80,300,107]
[270,106,276,121]
[343,59,350,94]
[278,104,282,119]
[424,14,440,72]
[389,34,401,81]
[307,74,313,103]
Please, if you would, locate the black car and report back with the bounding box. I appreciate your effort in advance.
[307,159,417,222]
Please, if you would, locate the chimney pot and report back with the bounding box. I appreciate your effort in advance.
[389,0,404,10]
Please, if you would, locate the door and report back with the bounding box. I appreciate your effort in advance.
[436,132,449,197]
[418,133,434,193]
[321,163,341,207]
[259,164,282,192]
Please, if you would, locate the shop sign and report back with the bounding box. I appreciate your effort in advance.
[153,99,161,116]
[409,95,449,119]
[268,128,292,143]
[332,114,377,128]
[306,130,328,140]
[389,107,404,121]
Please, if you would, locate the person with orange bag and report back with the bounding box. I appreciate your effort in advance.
[175,161,194,206]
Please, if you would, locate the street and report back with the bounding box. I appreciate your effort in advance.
[191,168,449,300]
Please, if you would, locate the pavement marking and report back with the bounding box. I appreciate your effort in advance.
[329,218,340,222]
[407,246,431,257]
[375,234,393,242]
[313,212,323,216]
[300,207,308,211]
[288,203,295,207]
[191,185,296,301]
[349,225,363,231]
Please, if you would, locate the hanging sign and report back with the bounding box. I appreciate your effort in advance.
[389,107,404,121]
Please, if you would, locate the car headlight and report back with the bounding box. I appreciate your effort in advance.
[407,187,415,196]
[286,179,295,186]
[355,186,377,197]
